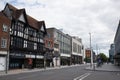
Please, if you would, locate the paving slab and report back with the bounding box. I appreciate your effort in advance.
[85,63,120,72]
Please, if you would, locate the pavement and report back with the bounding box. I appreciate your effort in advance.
[85,63,120,72]
[0,64,81,76]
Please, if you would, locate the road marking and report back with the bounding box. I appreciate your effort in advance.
[79,73,90,80]
[73,73,91,80]
[73,73,88,80]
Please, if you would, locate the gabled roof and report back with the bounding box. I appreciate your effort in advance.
[7,3,17,11]
[27,15,39,29]
[14,9,25,19]
[38,21,47,34]
[3,3,46,31]
[0,12,11,25]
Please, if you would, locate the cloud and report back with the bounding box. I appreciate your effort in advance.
[0,0,119,56]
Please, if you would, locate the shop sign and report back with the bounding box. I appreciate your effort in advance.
[36,55,44,59]
[10,53,25,58]
[25,54,35,58]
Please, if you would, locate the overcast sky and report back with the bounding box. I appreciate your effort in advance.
[0,0,120,56]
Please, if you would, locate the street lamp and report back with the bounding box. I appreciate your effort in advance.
[6,27,11,74]
[89,33,93,68]
[43,47,47,69]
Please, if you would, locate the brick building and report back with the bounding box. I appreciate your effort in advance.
[44,33,54,67]
[85,49,91,63]
[0,10,11,71]
[85,49,96,63]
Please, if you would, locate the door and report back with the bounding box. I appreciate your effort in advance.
[0,57,6,71]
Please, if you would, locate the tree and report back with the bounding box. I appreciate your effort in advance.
[99,53,108,62]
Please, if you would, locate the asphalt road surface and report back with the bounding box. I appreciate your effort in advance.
[0,65,120,80]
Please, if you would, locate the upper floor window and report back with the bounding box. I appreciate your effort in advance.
[18,31,23,37]
[40,39,44,43]
[1,38,7,48]
[11,37,13,45]
[24,28,28,34]
[24,40,27,48]
[28,28,34,36]
[34,43,37,50]
[73,42,77,53]
[3,24,8,32]
[47,34,51,38]
[78,45,81,53]
[48,41,51,47]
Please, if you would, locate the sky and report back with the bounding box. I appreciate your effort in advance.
[0,0,120,57]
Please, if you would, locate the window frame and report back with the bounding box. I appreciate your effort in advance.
[2,24,8,32]
[1,38,7,48]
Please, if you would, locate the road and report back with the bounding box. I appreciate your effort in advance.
[0,65,120,80]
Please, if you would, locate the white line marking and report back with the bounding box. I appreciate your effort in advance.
[79,73,90,80]
[73,73,91,80]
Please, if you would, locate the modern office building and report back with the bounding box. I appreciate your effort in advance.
[71,36,84,64]
[0,3,47,70]
[109,44,115,64]
[114,21,120,65]
[47,28,71,66]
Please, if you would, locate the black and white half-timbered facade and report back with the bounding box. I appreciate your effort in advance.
[1,3,47,69]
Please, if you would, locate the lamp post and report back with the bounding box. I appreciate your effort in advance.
[44,47,46,69]
[6,48,9,74]
[6,26,11,74]
[89,33,93,68]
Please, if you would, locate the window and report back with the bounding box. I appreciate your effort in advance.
[40,39,44,43]
[16,38,23,48]
[18,31,23,37]
[34,37,37,42]
[33,31,36,37]
[34,43,37,50]
[11,37,13,45]
[48,34,51,38]
[24,34,28,39]
[14,31,17,35]
[73,42,77,52]
[3,24,8,32]
[24,40,27,48]
[24,28,28,34]
[54,43,59,48]
[78,45,81,54]
[1,38,7,48]
[48,41,51,47]
[28,28,33,36]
